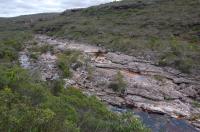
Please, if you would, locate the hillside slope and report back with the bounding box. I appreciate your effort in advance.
[0,0,200,131]
[0,11,149,132]
[34,0,200,74]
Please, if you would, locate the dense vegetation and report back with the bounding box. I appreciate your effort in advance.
[0,65,148,131]
[0,16,148,131]
[33,0,200,74]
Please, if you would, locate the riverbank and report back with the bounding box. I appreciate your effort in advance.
[19,34,200,131]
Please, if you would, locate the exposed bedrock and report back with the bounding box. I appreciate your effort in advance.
[20,35,200,129]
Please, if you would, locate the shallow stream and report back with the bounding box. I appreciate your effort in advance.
[111,106,198,132]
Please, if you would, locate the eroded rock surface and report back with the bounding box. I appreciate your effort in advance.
[19,35,200,130]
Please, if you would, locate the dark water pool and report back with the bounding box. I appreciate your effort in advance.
[110,107,198,132]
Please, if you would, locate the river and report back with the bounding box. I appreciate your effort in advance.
[111,106,198,132]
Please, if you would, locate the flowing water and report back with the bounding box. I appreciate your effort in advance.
[111,106,198,132]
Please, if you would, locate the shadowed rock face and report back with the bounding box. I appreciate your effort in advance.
[19,35,200,131]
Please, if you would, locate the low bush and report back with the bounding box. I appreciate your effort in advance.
[109,71,127,94]
[192,101,200,108]
[29,52,39,60]
[57,50,81,78]
[0,65,149,132]
[0,31,32,62]
[30,44,54,54]
[158,38,198,73]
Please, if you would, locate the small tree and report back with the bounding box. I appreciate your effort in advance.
[109,71,127,94]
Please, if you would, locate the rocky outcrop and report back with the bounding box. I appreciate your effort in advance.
[19,35,200,130]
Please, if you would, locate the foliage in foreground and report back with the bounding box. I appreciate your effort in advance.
[0,65,149,132]
[0,31,32,62]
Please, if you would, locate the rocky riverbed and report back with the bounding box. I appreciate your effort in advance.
[19,35,200,131]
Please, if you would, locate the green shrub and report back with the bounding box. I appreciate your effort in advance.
[154,75,165,82]
[57,54,72,78]
[0,63,148,132]
[30,44,54,54]
[174,58,193,73]
[29,52,39,60]
[148,37,163,51]
[192,101,200,108]
[40,44,54,53]
[0,88,55,131]
[48,79,64,96]
[57,51,81,78]
[0,45,17,61]
[0,31,32,62]
[0,65,29,89]
[109,71,127,94]
[158,37,199,73]
[159,54,193,73]
[86,65,94,80]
